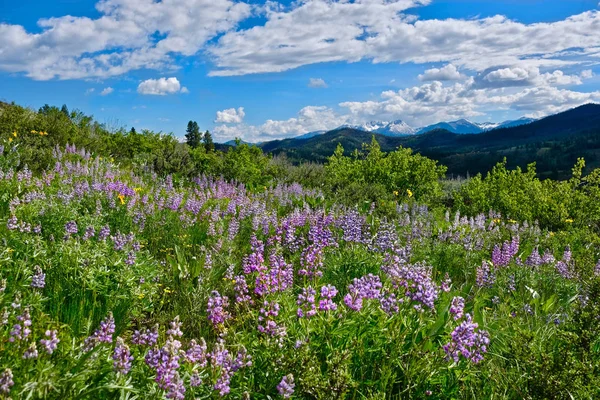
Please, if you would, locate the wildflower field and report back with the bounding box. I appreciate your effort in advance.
[1,121,600,398]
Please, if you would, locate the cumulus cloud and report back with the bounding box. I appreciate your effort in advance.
[100,87,114,96]
[308,78,328,88]
[213,106,349,142]
[137,77,186,95]
[477,66,583,88]
[339,80,600,126]
[581,69,594,79]
[215,107,245,124]
[0,0,251,80]
[208,1,600,77]
[418,64,463,81]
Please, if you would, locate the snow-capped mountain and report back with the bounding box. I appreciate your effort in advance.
[416,119,484,135]
[290,117,537,140]
[338,120,416,136]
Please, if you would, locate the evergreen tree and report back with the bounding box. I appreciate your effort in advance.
[130,127,137,135]
[60,104,70,117]
[203,130,215,152]
[185,121,201,148]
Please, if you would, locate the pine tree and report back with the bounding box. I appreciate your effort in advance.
[203,130,215,152]
[185,121,201,148]
[60,104,70,117]
[130,127,137,135]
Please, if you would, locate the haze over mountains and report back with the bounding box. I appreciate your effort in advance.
[258,104,600,180]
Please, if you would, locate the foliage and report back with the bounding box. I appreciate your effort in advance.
[324,137,447,204]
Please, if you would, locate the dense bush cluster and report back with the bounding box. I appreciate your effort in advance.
[1,102,600,398]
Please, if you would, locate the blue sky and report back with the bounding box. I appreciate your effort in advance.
[1,0,600,142]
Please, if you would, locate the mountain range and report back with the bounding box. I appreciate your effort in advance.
[258,104,600,180]
[297,116,536,139]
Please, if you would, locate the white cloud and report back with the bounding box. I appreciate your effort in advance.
[418,64,463,81]
[209,2,600,77]
[478,66,583,88]
[137,77,186,95]
[0,0,251,80]
[100,87,114,96]
[339,80,600,126]
[215,107,245,124]
[308,78,328,88]
[213,106,349,142]
[581,69,594,79]
[85,88,95,95]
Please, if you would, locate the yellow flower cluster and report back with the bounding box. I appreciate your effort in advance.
[30,130,48,136]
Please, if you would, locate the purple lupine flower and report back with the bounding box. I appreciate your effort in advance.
[298,244,325,277]
[379,292,400,315]
[443,314,490,364]
[132,325,159,346]
[125,251,136,266]
[154,338,186,399]
[98,225,111,240]
[450,296,465,320]
[10,307,32,342]
[190,371,202,387]
[476,261,495,288]
[297,287,317,318]
[242,235,265,274]
[233,275,252,304]
[277,374,295,398]
[0,369,14,395]
[382,259,438,311]
[210,340,252,397]
[526,247,543,268]
[112,232,128,251]
[507,275,516,292]
[166,316,183,337]
[344,274,383,311]
[185,338,208,366]
[319,285,338,311]
[40,330,60,354]
[82,226,95,240]
[83,312,115,351]
[440,273,452,292]
[65,220,78,235]
[207,291,231,327]
[541,249,555,264]
[523,304,534,315]
[595,260,600,277]
[556,247,574,279]
[23,342,39,359]
[31,265,46,288]
[7,215,18,230]
[113,337,134,375]
[258,301,286,339]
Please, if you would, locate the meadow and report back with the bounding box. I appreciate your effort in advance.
[1,104,600,399]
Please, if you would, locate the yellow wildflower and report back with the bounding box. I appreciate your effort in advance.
[117,193,125,205]
[508,219,517,224]
[549,232,555,237]
[138,293,145,299]
[407,189,413,198]
[8,138,13,143]
[30,130,36,134]
[393,190,399,196]
[565,218,574,223]
[12,131,17,137]
[493,218,501,223]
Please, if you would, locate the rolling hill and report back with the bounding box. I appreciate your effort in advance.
[260,104,600,179]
